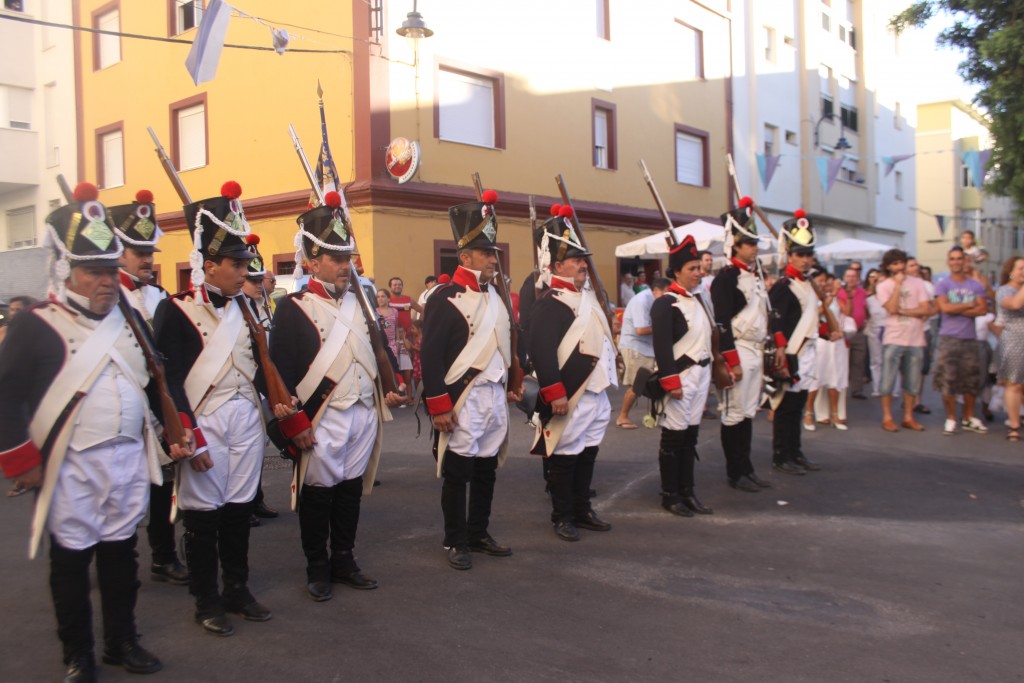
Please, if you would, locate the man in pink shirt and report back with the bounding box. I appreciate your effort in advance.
[838,263,868,399]
[875,249,936,432]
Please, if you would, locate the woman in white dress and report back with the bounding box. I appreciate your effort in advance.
[863,269,886,396]
[810,273,850,429]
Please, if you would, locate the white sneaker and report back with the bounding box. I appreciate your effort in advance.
[943,419,957,435]
[962,417,989,434]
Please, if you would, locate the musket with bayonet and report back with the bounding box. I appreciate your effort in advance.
[637,160,733,390]
[725,154,839,338]
[528,195,540,282]
[470,172,524,397]
[56,173,191,455]
[553,174,619,350]
[288,124,402,398]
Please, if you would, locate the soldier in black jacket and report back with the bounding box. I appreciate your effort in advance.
[710,198,779,493]
[528,207,615,542]
[422,194,518,570]
[652,234,720,517]
[768,210,826,475]
[269,192,403,601]
[153,182,305,637]
[0,183,195,681]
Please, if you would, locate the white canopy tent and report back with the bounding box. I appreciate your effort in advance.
[613,219,724,257]
[814,237,898,264]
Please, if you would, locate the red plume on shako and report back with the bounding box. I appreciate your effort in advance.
[135,189,154,204]
[245,234,260,245]
[324,191,342,208]
[73,182,99,203]
[220,181,242,199]
[558,205,574,219]
[549,204,562,216]
[794,209,806,219]
[481,189,498,204]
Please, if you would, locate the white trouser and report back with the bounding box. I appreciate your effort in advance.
[47,436,150,550]
[447,380,508,458]
[304,402,378,487]
[721,343,764,426]
[866,328,883,394]
[659,365,711,431]
[787,341,818,393]
[179,395,265,510]
[553,390,611,455]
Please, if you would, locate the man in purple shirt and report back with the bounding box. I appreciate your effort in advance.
[934,246,989,435]
[838,263,868,398]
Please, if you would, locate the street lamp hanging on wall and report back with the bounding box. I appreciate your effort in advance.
[396,0,434,39]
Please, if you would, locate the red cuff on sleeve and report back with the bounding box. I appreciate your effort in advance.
[178,412,193,430]
[279,411,312,439]
[774,332,787,348]
[722,350,740,368]
[0,440,42,478]
[193,427,208,450]
[659,374,682,391]
[425,393,454,415]
[539,382,567,404]
[818,323,829,337]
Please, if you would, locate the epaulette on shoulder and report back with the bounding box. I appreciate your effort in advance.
[169,289,198,302]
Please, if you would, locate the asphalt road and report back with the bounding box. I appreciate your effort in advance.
[1,387,1022,682]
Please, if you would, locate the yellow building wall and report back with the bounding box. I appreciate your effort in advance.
[75,1,357,288]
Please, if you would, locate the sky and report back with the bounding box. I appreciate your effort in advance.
[898,14,980,106]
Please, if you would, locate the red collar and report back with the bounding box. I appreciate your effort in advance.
[119,270,137,291]
[730,258,750,272]
[550,275,578,292]
[452,266,481,292]
[785,264,806,281]
[307,278,335,300]
[667,282,692,298]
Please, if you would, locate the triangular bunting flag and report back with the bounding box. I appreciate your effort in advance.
[935,215,946,236]
[883,154,915,177]
[185,0,234,86]
[756,154,782,190]
[817,156,844,193]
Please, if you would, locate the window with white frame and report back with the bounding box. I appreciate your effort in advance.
[676,21,703,80]
[595,0,609,40]
[174,0,203,35]
[675,130,706,187]
[762,25,776,62]
[785,130,797,145]
[764,123,778,157]
[961,163,977,189]
[95,8,121,70]
[176,102,207,171]
[594,107,612,169]
[895,171,903,200]
[0,85,31,130]
[99,128,124,188]
[6,206,35,250]
[437,67,498,148]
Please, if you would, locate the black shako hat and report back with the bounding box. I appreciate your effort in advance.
[296,191,356,261]
[720,196,759,247]
[449,189,502,252]
[45,182,123,269]
[667,233,700,276]
[781,209,815,255]
[536,204,590,264]
[108,189,161,253]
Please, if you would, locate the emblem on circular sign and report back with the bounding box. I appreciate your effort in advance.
[385,137,420,184]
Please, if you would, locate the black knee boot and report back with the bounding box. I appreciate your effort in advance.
[573,446,611,530]
[182,510,221,615]
[772,391,806,474]
[467,457,497,544]
[680,427,713,514]
[330,477,377,588]
[96,535,162,674]
[440,450,474,549]
[299,484,333,597]
[658,429,689,516]
[49,539,96,665]
[720,421,744,483]
[221,501,271,622]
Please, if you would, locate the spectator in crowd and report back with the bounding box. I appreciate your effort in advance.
[0,294,35,347]
[620,273,636,307]
[838,263,868,399]
[960,230,989,265]
[389,277,422,332]
[996,256,1024,441]
[407,319,423,400]
[933,246,989,435]
[415,275,438,320]
[376,289,400,365]
[864,269,886,396]
[698,251,715,293]
[906,257,935,415]
[976,297,998,422]
[615,278,669,429]
[876,249,934,432]
[634,272,650,293]
[807,271,849,430]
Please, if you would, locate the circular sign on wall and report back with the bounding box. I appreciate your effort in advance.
[385,137,420,184]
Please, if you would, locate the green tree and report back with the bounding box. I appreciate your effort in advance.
[892,2,1024,207]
